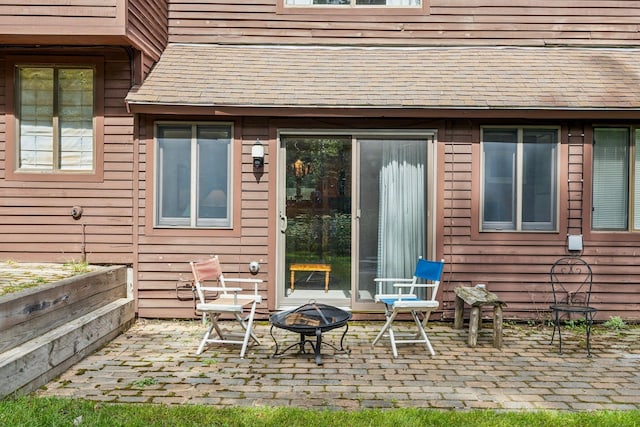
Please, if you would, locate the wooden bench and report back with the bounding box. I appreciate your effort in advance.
[289,263,331,293]
[454,286,506,349]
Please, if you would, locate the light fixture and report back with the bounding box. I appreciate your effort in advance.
[292,158,311,178]
[252,139,265,169]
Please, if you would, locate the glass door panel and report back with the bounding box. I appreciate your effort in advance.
[281,136,352,306]
[356,139,428,304]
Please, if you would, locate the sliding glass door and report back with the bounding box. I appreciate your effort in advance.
[277,132,434,309]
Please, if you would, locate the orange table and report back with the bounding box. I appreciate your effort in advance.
[289,263,331,293]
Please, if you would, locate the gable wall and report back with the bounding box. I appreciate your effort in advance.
[0,48,135,265]
[168,1,640,46]
[127,0,169,62]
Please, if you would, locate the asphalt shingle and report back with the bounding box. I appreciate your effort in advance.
[126,44,640,110]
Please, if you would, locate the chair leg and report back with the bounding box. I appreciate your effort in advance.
[239,302,259,359]
[210,313,226,340]
[197,314,217,355]
[372,308,399,358]
[372,307,392,346]
[412,310,435,356]
[388,317,398,358]
[585,312,594,358]
[236,313,261,345]
[549,311,563,354]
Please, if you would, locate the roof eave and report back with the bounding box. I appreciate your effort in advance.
[125,101,640,120]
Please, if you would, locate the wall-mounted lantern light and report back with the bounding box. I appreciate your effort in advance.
[252,139,265,169]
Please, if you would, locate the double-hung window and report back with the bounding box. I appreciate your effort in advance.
[481,127,558,232]
[16,65,95,172]
[155,123,233,228]
[592,127,640,231]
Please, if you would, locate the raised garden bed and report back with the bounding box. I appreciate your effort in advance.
[0,265,134,398]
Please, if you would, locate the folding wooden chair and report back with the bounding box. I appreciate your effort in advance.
[190,256,262,358]
[372,258,444,357]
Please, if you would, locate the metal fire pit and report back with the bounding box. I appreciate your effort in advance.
[269,303,351,365]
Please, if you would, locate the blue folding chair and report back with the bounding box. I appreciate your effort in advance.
[372,258,444,357]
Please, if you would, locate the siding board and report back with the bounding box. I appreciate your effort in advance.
[0,48,134,265]
[166,0,640,46]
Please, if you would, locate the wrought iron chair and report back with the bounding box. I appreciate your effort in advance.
[190,256,262,358]
[549,257,597,357]
[372,258,444,357]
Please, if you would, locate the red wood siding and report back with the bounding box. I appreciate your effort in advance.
[0,0,121,35]
[127,0,169,62]
[168,0,640,46]
[0,0,167,63]
[134,116,273,318]
[131,116,640,322]
[0,48,135,265]
[438,121,640,322]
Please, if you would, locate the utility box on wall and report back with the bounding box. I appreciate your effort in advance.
[567,234,583,251]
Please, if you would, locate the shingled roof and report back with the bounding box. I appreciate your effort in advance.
[126,44,640,113]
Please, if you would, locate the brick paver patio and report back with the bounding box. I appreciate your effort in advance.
[37,319,640,411]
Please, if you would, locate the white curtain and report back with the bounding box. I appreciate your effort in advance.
[377,141,426,278]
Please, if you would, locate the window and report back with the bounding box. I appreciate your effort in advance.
[155,123,233,228]
[284,0,420,7]
[592,127,640,231]
[16,66,95,172]
[481,128,558,232]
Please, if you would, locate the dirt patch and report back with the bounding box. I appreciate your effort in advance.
[0,261,100,297]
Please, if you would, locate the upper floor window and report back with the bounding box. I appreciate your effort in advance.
[155,123,233,228]
[481,127,559,232]
[285,0,420,5]
[16,66,95,172]
[592,127,640,232]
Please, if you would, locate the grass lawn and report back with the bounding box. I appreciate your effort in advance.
[1,396,640,427]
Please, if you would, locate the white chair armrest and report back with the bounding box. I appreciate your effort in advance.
[374,278,412,294]
[200,286,242,304]
[396,283,434,288]
[222,278,263,295]
[223,278,263,284]
[200,286,243,293]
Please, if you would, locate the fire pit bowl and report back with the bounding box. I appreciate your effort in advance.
[269,303,351,365]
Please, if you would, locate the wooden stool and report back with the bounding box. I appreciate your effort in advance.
[454,286,506,349]
[289,263,331,293]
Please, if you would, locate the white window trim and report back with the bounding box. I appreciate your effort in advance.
[480,126,560,233]
[154,121,234,229]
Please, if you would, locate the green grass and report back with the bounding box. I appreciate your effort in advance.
[1,396,640,427]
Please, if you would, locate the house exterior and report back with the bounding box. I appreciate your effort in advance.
[2,1,640,321]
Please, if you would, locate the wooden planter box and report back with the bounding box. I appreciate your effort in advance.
[0,266,134,398]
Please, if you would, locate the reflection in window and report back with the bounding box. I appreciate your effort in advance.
[591,127,639,231]
[18,66,94,171]
[156,124,232,228]
[482,128,558,231]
